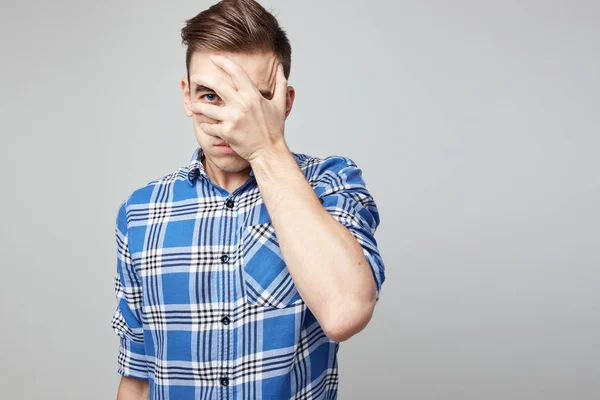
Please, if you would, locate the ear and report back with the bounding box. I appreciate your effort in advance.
[181,76,193,117]
[284,86,296,119]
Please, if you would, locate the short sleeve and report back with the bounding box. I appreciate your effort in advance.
[315,156,386,302]
[110,199,149,380]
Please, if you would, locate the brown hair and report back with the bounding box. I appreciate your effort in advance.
[181,0,292,87]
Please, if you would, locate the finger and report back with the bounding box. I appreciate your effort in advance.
[271,63,288,107]
[189,73,241,107]
[199,122,225,139]
[210,54,259,96]
[190,101,231,121]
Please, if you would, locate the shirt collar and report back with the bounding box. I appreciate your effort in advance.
[186,146,206,185]
[186,145,255,186]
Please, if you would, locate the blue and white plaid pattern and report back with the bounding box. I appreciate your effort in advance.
[111,146,385,399]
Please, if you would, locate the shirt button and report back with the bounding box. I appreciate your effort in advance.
[220,377,229,386]
[221,316,231,325]
[225,199,234,209]
[220,254,229,263]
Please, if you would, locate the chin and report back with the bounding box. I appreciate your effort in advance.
[209,153,250,172]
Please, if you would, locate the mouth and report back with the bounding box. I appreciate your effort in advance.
[214,142,236,154]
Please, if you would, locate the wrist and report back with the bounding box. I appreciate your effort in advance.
[249,142,296,181]
[249,140,290,168]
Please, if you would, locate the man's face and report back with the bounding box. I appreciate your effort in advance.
[181,50,294,174]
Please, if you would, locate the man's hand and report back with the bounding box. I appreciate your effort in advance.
[189,54,288,163]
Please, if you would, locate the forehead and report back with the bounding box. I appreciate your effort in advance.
[189,50,278,91]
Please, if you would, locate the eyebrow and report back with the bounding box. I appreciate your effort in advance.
[194,84,272,99]
[194,85,212,94]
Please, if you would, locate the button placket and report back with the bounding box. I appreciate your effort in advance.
[221,195,235,392]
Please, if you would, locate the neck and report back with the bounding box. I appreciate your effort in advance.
[202,156,252,194]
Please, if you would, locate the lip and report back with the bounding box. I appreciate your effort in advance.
[214,143,236,154]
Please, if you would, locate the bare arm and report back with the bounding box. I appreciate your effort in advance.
[250,147,377,342]
[117,376,149,400]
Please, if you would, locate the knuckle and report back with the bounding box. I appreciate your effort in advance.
[231,109,243,121]
[217,76,228,86]
[243,94,260,110]
[238,99,251,113]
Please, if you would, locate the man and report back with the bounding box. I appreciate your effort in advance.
[111,0,385,398]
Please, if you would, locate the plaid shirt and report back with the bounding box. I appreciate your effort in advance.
[111,146,385,399]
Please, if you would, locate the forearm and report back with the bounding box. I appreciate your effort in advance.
[117,376,149,400]
[250,145,376,341]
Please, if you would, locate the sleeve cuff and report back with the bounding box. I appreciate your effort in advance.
[363,248,385,303]
[117,336,149,380]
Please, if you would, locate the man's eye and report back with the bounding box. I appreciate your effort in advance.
[202,93,220,103]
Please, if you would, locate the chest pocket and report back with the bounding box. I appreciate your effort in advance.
[239,222,303,308]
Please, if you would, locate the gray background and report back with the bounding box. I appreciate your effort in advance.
[0,0,598,399]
